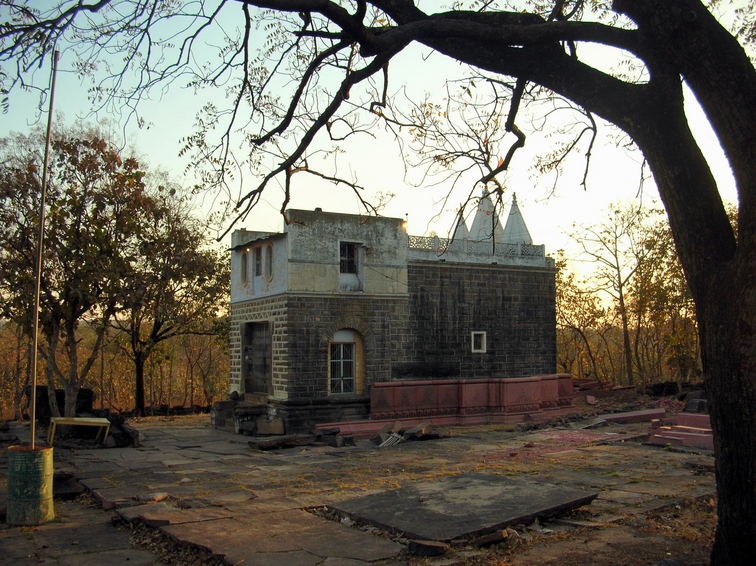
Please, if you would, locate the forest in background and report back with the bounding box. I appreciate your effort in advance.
[0,320,228,420]
[0,130,228,419]
[0,198,722,421]
[554,202,726,389]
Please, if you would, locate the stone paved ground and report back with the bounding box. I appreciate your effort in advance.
[1,413,716,565]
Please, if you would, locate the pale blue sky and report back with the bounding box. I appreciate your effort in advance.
[0,3,739,265]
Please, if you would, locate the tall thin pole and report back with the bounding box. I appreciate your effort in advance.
[30,50,60,449]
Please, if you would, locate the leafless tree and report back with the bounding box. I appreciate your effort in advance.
[1,2,754,562]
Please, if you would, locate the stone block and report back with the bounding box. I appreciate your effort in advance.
[255,417,285,436]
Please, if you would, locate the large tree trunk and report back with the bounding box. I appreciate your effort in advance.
[634,96,755,565]
[699,280,756,565]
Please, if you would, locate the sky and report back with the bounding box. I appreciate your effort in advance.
[0,2,740,270]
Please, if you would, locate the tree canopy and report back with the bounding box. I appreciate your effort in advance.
[0,130,228,416]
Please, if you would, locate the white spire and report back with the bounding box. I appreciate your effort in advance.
[469,190,504,243]
[501,193,533,245]
[451,212,469,242]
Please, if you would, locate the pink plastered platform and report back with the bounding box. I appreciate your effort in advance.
[317,374,578,437]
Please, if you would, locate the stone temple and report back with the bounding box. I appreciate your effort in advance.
[224,193,557,432]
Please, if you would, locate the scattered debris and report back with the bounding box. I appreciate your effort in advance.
[647,413,713,450]
[373,422,441,448]
[586,395,599,405]
[138,492,170,503]
[471,527,520,547]
[379,432,404,448]
[371,421,403,445]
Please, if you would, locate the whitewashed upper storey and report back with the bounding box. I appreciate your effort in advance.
[230,197,553,303]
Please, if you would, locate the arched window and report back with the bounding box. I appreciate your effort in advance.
[329,329,364,394]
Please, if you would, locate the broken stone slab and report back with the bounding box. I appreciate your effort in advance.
[160,510,403,564]
[117,501,234,527]
[601,408,665,424]
[408,539,449,556]
[329,473,597,542]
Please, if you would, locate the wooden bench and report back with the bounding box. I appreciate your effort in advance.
[47,417,111,446]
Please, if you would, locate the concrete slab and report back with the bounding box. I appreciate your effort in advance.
[330,473,597,541]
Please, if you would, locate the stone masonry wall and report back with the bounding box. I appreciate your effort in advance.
[284,294,410,399]
[406,261,556,378]
[229,296,289,397]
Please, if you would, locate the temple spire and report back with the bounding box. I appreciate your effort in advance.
[469,189,504,243]
[451,211,469,242]
[502,193,533,245]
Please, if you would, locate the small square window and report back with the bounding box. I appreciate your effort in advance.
[471,331,487,353]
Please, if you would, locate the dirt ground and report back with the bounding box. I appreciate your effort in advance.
[411,496,714,566]
[115,387,714,566]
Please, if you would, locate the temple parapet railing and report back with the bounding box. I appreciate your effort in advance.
[408,235,552,267]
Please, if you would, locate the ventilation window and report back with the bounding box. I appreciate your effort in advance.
[471,331,487,353]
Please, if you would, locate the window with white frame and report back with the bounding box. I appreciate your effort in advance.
[329,329,362,394]
[330,343,355,394]
[471,331,487,353]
